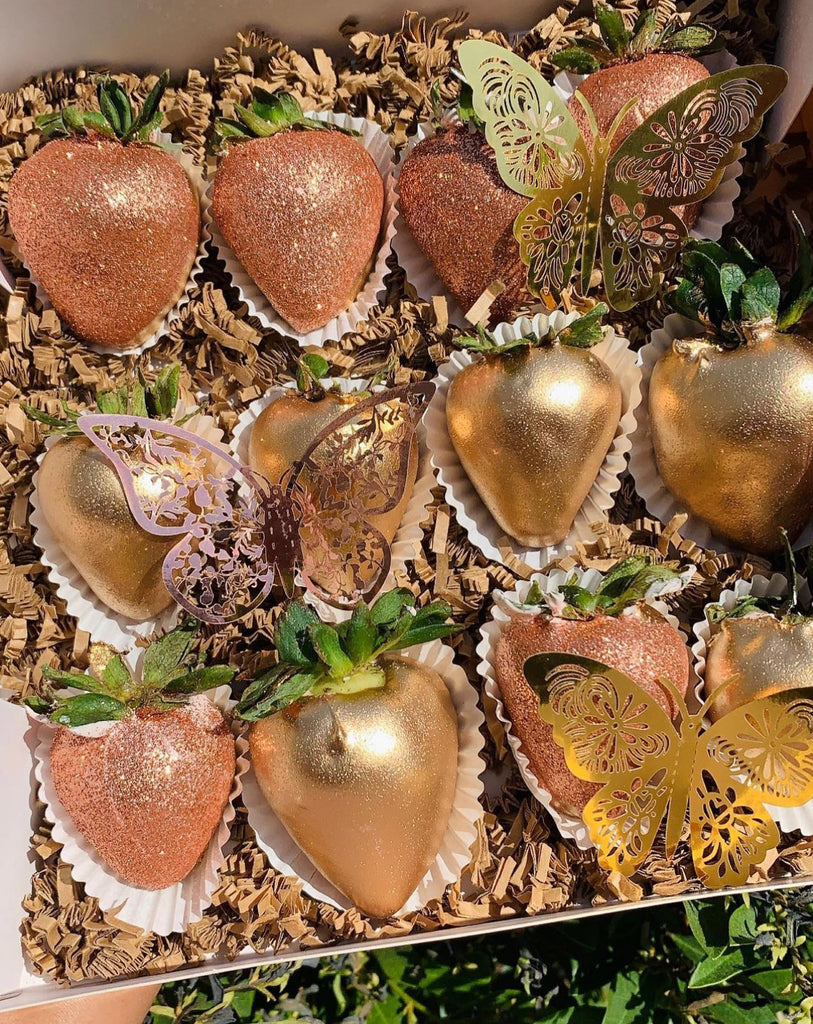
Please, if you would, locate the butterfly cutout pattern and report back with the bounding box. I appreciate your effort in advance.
[458,41,787,310]
[523,653,813,889]
[78,383,434,623]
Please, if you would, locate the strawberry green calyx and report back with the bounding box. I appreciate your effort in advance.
[669,217,813,347]
[215,88,359,146]
[455,303,609,354]
[36,70,170,143]
[707,530,808,623]
[551,4,718,75]
[522,555,683,619]
[24,620,236,727]
[236,589,463,720]
[23,363,183,436]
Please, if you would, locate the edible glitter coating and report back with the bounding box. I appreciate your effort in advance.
[249,655,458,919]
[398,125,529,325]
[212,131,384,334]
[49,698,235,890]
[495,611,690,816]
[8,137,200,350]
[570,53,708,229]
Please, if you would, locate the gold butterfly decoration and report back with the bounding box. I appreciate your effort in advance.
[457,40,787,310]
[523,653,813,889]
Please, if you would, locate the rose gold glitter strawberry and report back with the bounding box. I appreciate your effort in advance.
[33,623,236,890]
[212,90,384,334]
[398,123,531,325]
[8,72,200,350]
[494,558,690,817]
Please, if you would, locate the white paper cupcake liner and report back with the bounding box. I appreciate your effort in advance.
[477,566,694,850]
[8,130,211,357]
[241,638,485,915]
[29,407,225,652]
[31,675,248,937]
[553,49,740,244]
[425,310,641,569]
[691,573,813,837]
[208,111,397,348]
[231,377,435,621]
[630,313,813,555]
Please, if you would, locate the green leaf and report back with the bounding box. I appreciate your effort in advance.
[392,621,464,649]
[41,665,108,694]
[681,248,729,325]
[102,79,133,135]
[238,666,321,720]
[143,620,199,688]
[601,968,644,1024]
[719,263,746,321]
[130,380,148,417]
[595,2,630,55]
[630,10,658,53]
[668,277,706,323]
[660,24,718,54]
[688,950,748,989]
[555,303,608,348]
[216,118,249,140]
[82,110,116,137]
[127,69,169,138]
[369,588,416,627]
[164,665,236,694]
[23,693,53,715]
[457,82,484,129]
[728,902,757,945]
[669,931,706,962]
[550,46,602,74]
[96,388,127,414]
[685,899,729,953]
[150,363,181,419]
[749,967,795,998]
[343,602,377,665]
[51,693,129,727]
[234,104,277,137]
[368,993,403,1024]
[61,106,86,133]
[101,654,134,698]
[136,111,163,141]
[705,998,776,1024]
[741,267,781,323]
[252,88,304,128]
[308,624,354,677]
[274,602,320,666]
[295,352,330,391]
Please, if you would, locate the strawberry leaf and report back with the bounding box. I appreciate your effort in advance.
[61,106,86,134]
[554,303,608,348]
[595,2,630,55]
[660,24,718,54]
[741,267,781,323]
[41,665,108,693]
[630,10,658,53]
[370,588,417,627]
[82,110,117,137]
[719,263,747,322]
[143,619,199,689]
[550,46,602,74]
[101,654,134,698]
[52,694,128,727]
[150,364,181,419]
[274,602,321,666]
[343,603,377,665]
[238,665,322,720]
[164,665,236,694]
[308,624,354,677]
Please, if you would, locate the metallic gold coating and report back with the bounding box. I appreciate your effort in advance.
[248,390,419,572]
[36,436,176,620]
[49,699,236,890]
[249,655,459,919]
[446,345,621,546]
[705,614,813,721]
[8,138,199,350]
[650,325,813,554]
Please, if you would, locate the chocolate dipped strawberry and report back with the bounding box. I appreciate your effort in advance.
[247,356,419,584]
[552,4,713,150]
[649,224,813,554]
[494,558,690,817]
[29,622,236,890]
[29,366,192,620]
[446,307,621,547]
[398,119,530,325]
[213,90,383,334]
[8,72,200,350]
[239,590,462,919]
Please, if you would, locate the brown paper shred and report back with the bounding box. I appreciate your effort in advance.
[4,0,809,987]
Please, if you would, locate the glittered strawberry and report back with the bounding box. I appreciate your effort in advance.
[8,72,200,350]
[398,117,530,325]
[494,558,690,817]
[212,90,384,334]
[28,621,236,890]
[552,5,715,151]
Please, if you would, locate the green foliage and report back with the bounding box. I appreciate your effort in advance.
[670,220,813,342]
[36,70,169,143]
[28,620,235,724]
[214,88,359,145]
[236,590,462,720]
[455,304,609,355]
[551,3,717,73]
[149,891,813,1022]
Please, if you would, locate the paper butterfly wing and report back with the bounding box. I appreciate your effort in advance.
[77,415,286,623]
[458,40,584,196]
[286,382,434,607]
[525,653,681,874]
[602,64,788,309]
